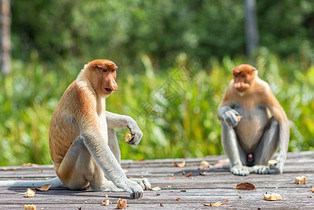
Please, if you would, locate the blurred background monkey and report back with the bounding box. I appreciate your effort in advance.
[218,64,290,176]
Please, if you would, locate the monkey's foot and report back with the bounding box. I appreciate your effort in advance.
[91,180,124,192]
[230,165,250,176]
[129,178,151,190]
[251,165,270,174]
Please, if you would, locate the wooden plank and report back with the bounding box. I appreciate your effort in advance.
[0,151,313,209]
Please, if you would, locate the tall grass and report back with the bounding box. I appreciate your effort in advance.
[0,52,313,166]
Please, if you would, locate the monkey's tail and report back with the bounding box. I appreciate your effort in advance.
[0,177,64,188]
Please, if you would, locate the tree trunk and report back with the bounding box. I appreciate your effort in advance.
[245,0,259,64]
[0,0,10,75]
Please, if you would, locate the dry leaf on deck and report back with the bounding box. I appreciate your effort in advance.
[21,163,38,167]
[234,182,256,190]
[200,202,223,206]
[168,177,176,180]
[160,202,164,207]
[115,198,127,209]
[200,160,211,168]
[172,159,186,167]
[310,186,314,193]
[24,204,36,210]
[32,184,51,192]
[185,172,192,177]
[176,198,181,201]
[147,186,161,191]
[295,176,306,184]
[264,193,282,201]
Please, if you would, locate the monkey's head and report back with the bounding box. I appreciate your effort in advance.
[86,59,118,96]
[232,64,257,92]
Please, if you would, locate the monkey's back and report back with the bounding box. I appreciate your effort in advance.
[49,81,81,168]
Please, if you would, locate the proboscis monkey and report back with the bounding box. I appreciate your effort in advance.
[218,64,290,176]
[0,59,150,199]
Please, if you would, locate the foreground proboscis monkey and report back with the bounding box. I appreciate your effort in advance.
[218,64,290,176]
[0,59,150,199]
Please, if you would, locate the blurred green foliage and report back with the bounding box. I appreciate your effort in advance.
[0,51,313,165]
[11,0,314,67]
[0,0,313,165]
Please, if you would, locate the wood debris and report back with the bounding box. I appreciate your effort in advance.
[115,198,127,209]
[295,176,306,184]
[264,193,282,201]
[172,159,186,167]
[24,205,36,210]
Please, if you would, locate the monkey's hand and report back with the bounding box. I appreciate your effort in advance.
[126,118,143,145]
[220,107,241,128]
[117,179,143,199]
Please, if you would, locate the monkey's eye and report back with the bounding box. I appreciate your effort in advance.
[241,75,245,78]
[103,69,108,73]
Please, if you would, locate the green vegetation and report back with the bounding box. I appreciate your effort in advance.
[0,51,313,166]
[0,0,313,165]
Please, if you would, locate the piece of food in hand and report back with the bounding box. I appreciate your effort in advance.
[124,133,135,143]
[295,176,306,184]
[268,160,277,166]
[236,115,242,121]
[264,193,282,201]
[115,198,127,209]
[24,205,36,210]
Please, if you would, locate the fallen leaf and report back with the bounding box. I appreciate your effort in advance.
[200,160,211,168]
[168,177,176,180]
[160,202,164,207]
[180,189,187,192]
[102,199,110,206]
[2,167,17,171]
[185,172,192,177]
[264,193,282,201]
[24,204,36,210]
[33,184,51,192]
[21,163,38,167]
[238,194,242,199]
[310,186,314,193]
[295,176,306,184]
[199,171,207,176]
[172,159,186,167]
[234,182,256,190]
[176,198,181,201]
[147,186,161,191]
[115,198,127,209]
[213,159,229,168]
[200,202,223,207]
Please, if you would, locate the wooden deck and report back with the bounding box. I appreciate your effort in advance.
[1,151,314,209]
